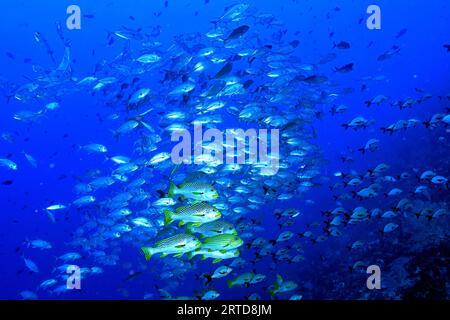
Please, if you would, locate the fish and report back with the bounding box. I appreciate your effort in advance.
[80,144,108,154]
[0,159,18,170]
[226,25,250,41]
[227,272,254,288]
[136,54,161,64]
[333,41,350,49]
[23,257,39,273]
[202,265,233,283]
[187,248,240,263]
[25,239,52,250]
[23,152,37,168]
[141,234,202,260]
[334,63,354,73]
[268,274,298,297]
[200,234,243,251]
[168,181,219,201]
[186,220,238,237]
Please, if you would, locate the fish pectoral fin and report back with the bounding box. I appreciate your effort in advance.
[178,220,186,227]
[173,253,183,258]
[160,253,168,258]
[213,258,222,264]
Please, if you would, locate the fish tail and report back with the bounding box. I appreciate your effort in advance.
[210,20,219,28]
[163,209,173,225]
[141,247,153,261]
[227,280,233,288]
[187,252,194,260]
[168,182,178,198]
[204,274,212,284]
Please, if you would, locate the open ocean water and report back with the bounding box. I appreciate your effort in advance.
[0,0,449,300]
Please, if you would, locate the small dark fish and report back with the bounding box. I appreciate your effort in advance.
[83,14,95,19]
[2,180,13,185]
[289,40,300,48]
[243,80,254,89]
[333,41,350,49]
[334,63,354,73]
[377,46,400,61]
[164,0,168,8]
[396,28,407,39]
[125,271,142,281]
[214,62,232,79]
[129,16,135,21]
[23,58,32,63]
[226,25,250,41]
[6,52,15,59]
[302,75,328,84]
[55,22,64,41]
[444,44,450,52]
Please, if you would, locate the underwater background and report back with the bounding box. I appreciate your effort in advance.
[0,0,449,300]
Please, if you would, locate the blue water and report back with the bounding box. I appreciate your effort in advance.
[0,0,449,300]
